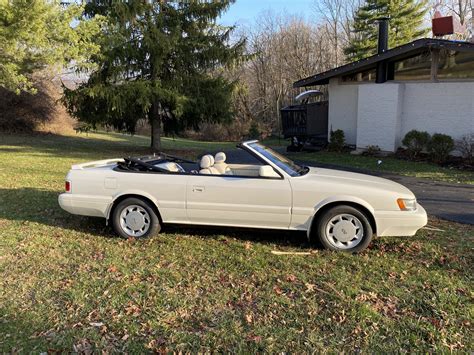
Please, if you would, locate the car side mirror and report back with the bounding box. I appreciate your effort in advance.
[259,165,280,178]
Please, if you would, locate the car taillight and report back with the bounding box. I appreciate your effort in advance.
[65,181,71,192]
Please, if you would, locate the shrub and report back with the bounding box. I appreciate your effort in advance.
[455,134,474,164]
[363,145,381,156]
[328,129,345,152]
[428,133,454,163]
[402,130,430,158]
[248,121,260,139]
[0,77,76,134]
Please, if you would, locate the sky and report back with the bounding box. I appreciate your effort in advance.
[219,0,317,27]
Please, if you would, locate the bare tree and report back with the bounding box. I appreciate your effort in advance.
[314,0,344,65]
[313,0,363,65]
[229,12,340,135]
[450,0,472,26]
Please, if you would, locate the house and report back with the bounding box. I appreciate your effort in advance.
[293,22,474,153]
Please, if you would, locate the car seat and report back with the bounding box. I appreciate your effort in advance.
[214,152,233,175]
[199,155,219,174]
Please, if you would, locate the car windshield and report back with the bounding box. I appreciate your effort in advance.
[248,142,308,177]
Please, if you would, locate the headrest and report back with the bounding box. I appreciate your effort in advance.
[205,154,214,165]
[215,152,226,164]
[200,155,212,169]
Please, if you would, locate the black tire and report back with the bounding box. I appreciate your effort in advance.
[316,205,373,252]
[112,197,161,239]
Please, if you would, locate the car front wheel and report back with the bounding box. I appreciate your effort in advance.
[316,205,373,252]
[112,197,161,238]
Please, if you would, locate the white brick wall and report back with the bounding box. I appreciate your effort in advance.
[328,78,358,145]
[401,82,474,140]
[327,80,474,152]
[356,83,404,151]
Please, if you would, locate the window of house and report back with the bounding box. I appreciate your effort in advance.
[393,51,432,81]
[341,68,376,82]
[437,50,474,80]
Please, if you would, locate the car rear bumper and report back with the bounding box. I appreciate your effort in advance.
[375,204,428,237]
[58,193,112,218]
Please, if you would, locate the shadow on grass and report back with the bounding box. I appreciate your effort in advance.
[0,132,153,160]
[0,132,259,167]
[0,187,113,237]
[0,187,310,248]
[0,132,237,161]
[0,307,65,353]
[164,224,310,248]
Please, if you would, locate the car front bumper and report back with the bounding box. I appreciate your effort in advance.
[375,204,428,237]
[58,193,112,218]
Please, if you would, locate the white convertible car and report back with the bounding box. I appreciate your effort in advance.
[59,141,427,252]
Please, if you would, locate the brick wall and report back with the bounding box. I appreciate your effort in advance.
[327,80,474,152]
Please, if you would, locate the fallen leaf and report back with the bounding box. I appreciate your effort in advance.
[125,302,141,316]
[273,286,283,295]
[246,334,262,342]
[245,314,253,324]
[73,338,93,354]
[146,337,166,350]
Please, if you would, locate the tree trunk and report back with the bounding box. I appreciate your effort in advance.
[150,103,162,152]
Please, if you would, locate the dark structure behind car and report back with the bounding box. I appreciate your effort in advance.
[280,100,329,151]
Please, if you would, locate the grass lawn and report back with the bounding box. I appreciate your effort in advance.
[0,132,473,352]
[288,151,474,185]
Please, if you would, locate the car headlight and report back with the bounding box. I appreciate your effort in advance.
[397,198,417,211]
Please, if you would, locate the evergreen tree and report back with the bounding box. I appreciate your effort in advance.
[0,0,102,94]
[344,0,429,61]
[63,1,245,150]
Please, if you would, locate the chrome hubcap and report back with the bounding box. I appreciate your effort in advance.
[119,205,150,237]
[326,214,364,250]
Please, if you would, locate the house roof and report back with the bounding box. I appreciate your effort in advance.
[293,38,474,88]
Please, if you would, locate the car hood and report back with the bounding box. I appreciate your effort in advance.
[304,167,415,198]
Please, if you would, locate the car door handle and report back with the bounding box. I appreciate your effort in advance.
[193,186,205,192]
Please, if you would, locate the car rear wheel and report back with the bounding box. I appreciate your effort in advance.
[112,197,161,238]
[316,205,373,252]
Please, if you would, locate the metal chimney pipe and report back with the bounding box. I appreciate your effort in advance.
[377,17,390,54]
[376,17,390,83]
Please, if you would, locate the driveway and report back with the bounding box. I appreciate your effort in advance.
[223,149,474,225]
[302,162,474,225]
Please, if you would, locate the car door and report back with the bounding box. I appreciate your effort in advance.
[186,174,292,229]
[115,171,189,224]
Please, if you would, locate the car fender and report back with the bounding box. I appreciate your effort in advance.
[306,195,375,239]
[106,190,162,219]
